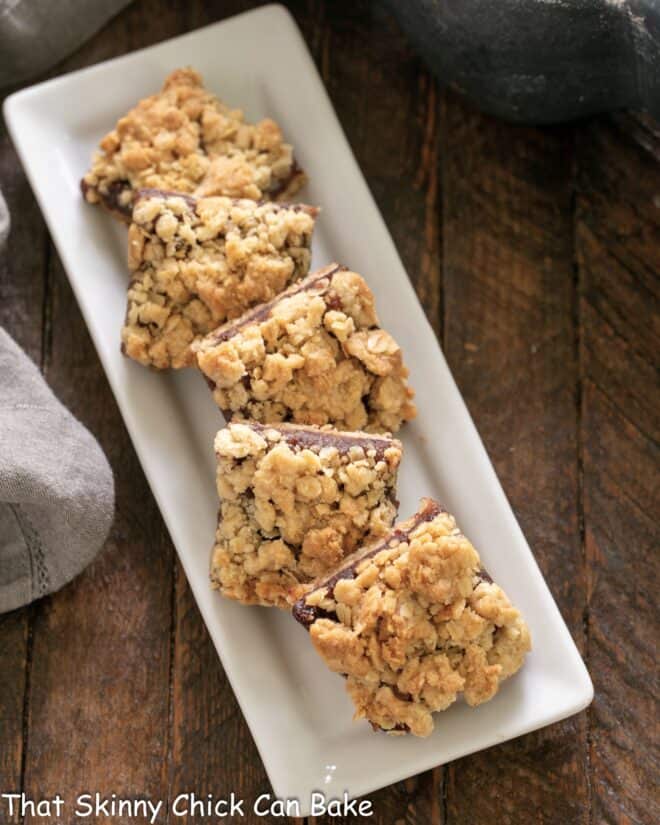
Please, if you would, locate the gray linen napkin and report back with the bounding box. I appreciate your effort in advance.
[0,187,114,611]
[0,328,115,612]
[0,0,133,88]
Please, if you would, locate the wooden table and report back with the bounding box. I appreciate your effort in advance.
[1,2,657,823]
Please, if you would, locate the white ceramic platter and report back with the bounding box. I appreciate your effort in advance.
[4,5,592,814]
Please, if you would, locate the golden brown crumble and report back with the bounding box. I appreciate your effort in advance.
[81,67,306,221]
[211,421,402,609]
[194,264,417,433]
[293,499,531,737]
[121,191,316,369]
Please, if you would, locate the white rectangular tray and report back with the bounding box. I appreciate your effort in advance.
[4,5,592,813]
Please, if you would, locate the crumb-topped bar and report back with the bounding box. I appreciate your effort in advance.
[293,499,531,736]
[81,68,306,221]
[121,190,317,369]
[194,264,416,433]
[212,421,402,609]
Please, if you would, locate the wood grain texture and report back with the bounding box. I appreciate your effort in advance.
[576,113,660,825]
[297,0,443,334]
[0,123,47,357]
[20,253,173,825]
[0,610,28,824]
[0,2,657,824]
[294,3,444,823]
[12,5,185,825]
[440,91,590,825]
[170,560,294,825]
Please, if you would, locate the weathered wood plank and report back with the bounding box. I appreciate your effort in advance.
[1,2,658,824]
[0,111,49,822]
[169,562,290,825]
[440,91,589,824]
[297,0,443,333]
[576,112,660,825]
[17,4,186,824]
[20,255,173,825]
[52,0,188,72]
[295,3,443,823]
[0,610,29,825]
[0,122,47,356]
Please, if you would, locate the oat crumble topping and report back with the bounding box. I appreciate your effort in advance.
[211,421,402,608]
[121,191,317,369]
[81,68,306,221]
[194,264,416,433]
[293,498,531,736]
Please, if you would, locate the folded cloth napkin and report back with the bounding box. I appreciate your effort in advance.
[0,327,115,613]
